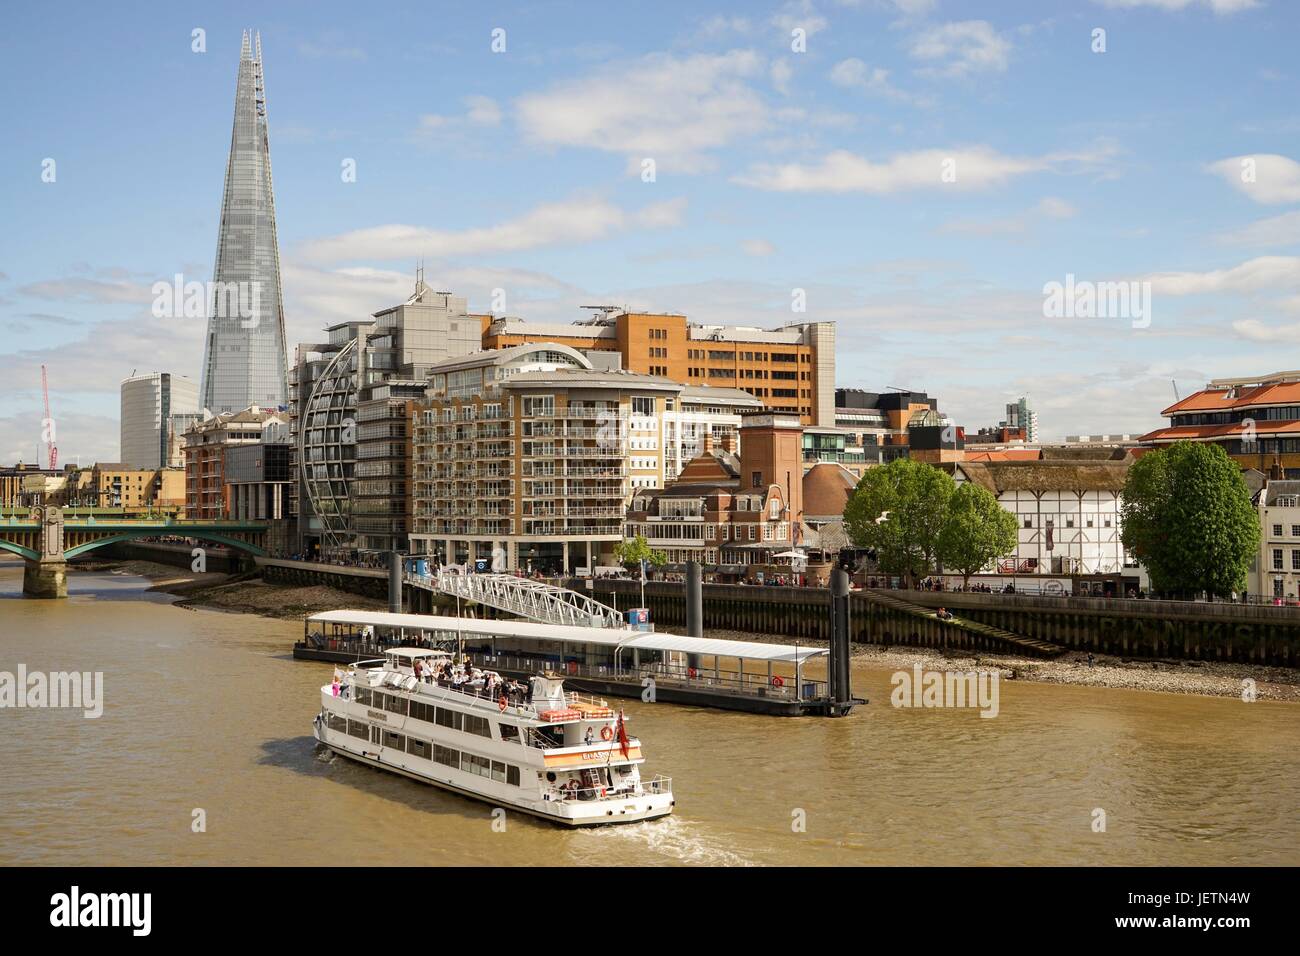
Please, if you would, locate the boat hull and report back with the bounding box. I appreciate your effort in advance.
[314,724,674,827]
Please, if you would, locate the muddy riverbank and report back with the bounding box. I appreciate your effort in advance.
[80,559,1300,701]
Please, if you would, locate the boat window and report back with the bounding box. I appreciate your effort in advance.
[354,687,372,706]
[384,693,407,716]
[407,738,431,759]
[409,701,435,723]
[384,731,406,751]
[347,719,369,740]
[491,760,507,783]
[326,714,348,733]
[507,765,521,787]
[370,726,383,745]
[371,691,388,711]
[499,723,520,743]
[462,753,492,778]
[435,707,463,731]
[433,744,459,768]
[463,714,492,738]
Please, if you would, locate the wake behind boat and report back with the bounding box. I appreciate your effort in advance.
[313,647,674,826]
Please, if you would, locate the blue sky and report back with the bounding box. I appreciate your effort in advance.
[2,0,1298,464]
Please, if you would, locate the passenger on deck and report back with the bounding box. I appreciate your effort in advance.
[413,659,424,683]
[936,607,954,621]
[584,727,594,745]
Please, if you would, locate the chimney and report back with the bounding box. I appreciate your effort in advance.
[719,430,737,454]
[702,430,715,455]
[1271,455,1285,481]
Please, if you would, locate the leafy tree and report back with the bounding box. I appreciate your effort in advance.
[1120,441,1260,598]
[843,458,954,585]
[614,534,667,571]
[937,482,1019,587]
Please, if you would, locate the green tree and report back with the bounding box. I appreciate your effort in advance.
[614,534,667,571]
[937,482,1019,588]
[843,458,954,585]
[1120,441,1260,598]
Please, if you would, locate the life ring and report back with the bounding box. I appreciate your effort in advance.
[498,696,508,712]
[600,726,614,741]
[687,667,697,678]
[771,675,785,688]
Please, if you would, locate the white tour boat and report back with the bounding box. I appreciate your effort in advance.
[313,647,674,826]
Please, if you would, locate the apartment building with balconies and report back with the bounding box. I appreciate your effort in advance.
[410,343,687,574]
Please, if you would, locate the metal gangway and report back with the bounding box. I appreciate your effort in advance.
[405,567,627,629]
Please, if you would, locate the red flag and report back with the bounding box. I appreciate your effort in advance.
[615,709,630,758]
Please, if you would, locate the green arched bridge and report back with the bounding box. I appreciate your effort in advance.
[2,508,267,597]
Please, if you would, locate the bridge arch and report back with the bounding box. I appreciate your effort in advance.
[62,530,267,560]
[0,539,39,561]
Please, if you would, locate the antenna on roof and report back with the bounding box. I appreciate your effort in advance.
[1171,379,1180,402]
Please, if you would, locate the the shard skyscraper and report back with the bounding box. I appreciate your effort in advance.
[199,31,289,415]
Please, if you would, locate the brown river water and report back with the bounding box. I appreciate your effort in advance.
[2,559,1298,866]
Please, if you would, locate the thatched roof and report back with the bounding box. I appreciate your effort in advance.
[956,459,1130,493]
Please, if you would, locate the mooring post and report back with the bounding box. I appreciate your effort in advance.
[685,560,703,671]
[389,551,403,614]
[829,568,852,714]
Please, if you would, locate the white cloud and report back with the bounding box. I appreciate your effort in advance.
[735,146,1047,193]
[18,276,154,304]
[829,58,927,105]
[1206,154,1300,204]
[938,196,1078,236]
[1218,210,1300,247]
[1036,196,1078,219]
[298,36,366,61]
[741,239,776,256]
[698,15,754,37]
[909,21,1011,77]
[1145,256,1300,294]
[297,197,687,263]
[1232,319,1300,343]
[464,95,502,126]
[1095,0,1259,13]
[515,50,770,173]
[772,0,828,39]
[416,95,502,134]
[771,59,793,95]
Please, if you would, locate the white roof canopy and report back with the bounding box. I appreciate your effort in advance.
[306,610,825,664]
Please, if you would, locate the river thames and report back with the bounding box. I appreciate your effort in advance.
[2,560,1298,866]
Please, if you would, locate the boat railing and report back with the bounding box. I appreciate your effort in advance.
[541,776,671,803]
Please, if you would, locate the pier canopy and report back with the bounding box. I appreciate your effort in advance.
[617,632,823,664]
[303,610,826,665]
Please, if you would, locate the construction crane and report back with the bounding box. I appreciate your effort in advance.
[1171,379,1180,402]
[41,364,57,470]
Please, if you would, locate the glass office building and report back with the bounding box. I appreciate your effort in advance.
[199,31,289,415]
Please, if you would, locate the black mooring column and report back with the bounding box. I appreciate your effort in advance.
[389,551,403,614]
[830,568,852,712]
[685,560,703,636]
[685,560,703,670]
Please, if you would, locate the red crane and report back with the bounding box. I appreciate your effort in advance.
[41,364,57,470]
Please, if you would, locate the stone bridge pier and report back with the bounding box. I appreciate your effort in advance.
[23,505,68,598]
